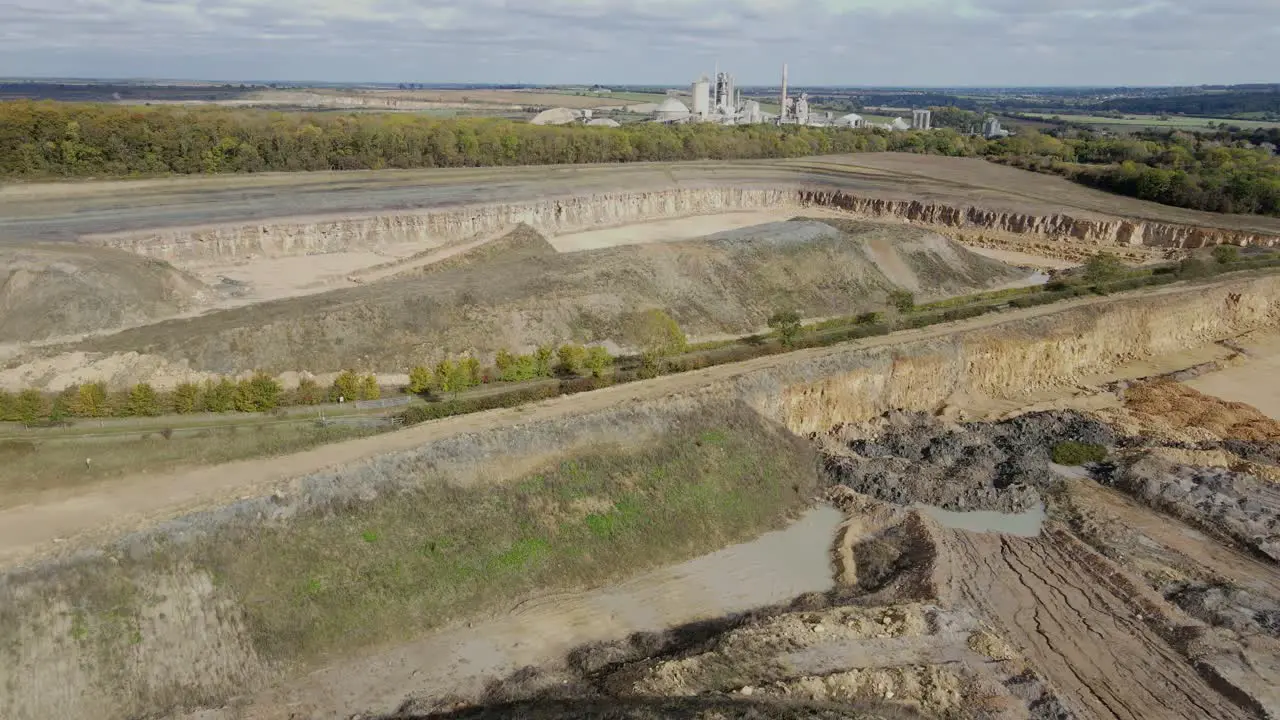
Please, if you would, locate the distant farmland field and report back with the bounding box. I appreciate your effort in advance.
[1022,112,1280,132]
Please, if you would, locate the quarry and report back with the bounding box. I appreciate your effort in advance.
[4,154,1280,720]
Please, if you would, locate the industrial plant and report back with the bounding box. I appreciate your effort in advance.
[532,64,959,132]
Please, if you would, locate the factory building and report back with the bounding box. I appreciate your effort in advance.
[983,116,1010,138]
[646,63,953,132]
[654,96,692,123]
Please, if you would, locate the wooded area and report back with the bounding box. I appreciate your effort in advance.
[1,100,1277,216]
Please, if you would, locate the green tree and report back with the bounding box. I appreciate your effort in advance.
[408,366,433,394]
[435,359,460,395]
[584,346,613,378]
[462,357,482,387]
[170,382,201,414]
[126,383,162,417]
[235,373,282,412]
[330,370,362,403]
[626,309,687,363]
[50,386,77,424]
[1082,252,1126,283]
[768,309,803,347]
[556,344,588,375]
[14,389,46,426]
[203,378,237,413]
[494,350,516,376]
[0,390,13,422]
[360,374,381,400]
[73,381,109,418]
[888,289,916,314]
[1212,244,1240,264]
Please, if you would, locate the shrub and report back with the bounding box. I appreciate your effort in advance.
[1051,441,1107,466]
[855,311,884,325]
[397,384,561,425]
[888,289,915,314]
[407,366,434,394]
[767,309,803,347]
[235,372,282,412]
[1212,244,1240,264]
[584,346,613,378]
[534,346,555,378]
[1083,252,1126,283]
[625,309,687,362]
[330,370,362,403]
[202,378,237,413]
[73,381,110,418]
[14,389,46,426]
[293,377,323,405]
[556,344,588,375]
[170,382,201,414]
[1175,257,1214,279]
[360,374,381,401]
[126,383,162,417]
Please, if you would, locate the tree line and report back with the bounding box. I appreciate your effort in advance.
[988,129,1280,216]
[0,344,616,426]
[1,100,1276,216]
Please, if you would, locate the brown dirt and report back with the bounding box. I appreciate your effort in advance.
[0,243,207,343]
[1122,379,1280,442]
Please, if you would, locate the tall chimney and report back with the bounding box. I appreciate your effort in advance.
[780,63,788,123]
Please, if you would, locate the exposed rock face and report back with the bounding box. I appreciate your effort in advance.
[85,188,800,265]
[87,186,1280,267]
[799,190,1280,250]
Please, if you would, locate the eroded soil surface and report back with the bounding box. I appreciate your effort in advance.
[377,378,1280,720]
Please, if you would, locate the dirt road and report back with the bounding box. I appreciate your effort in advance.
[0,277,1255,570]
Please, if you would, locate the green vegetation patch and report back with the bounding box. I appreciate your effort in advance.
[192,405,820,664]
[1051,441,1108,466]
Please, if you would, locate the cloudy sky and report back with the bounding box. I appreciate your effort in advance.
[2,0,1276,86]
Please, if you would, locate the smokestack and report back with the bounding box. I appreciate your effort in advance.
[780,63,788,123]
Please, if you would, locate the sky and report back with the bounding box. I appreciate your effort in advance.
[2,0,1277,87]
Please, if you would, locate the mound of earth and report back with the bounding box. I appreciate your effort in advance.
[44,218,1027,379]
[0,244,206,343]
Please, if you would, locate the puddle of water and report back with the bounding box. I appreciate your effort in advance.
[915,503,1045,537]
[246,505,845,717]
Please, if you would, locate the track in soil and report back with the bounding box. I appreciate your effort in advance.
[943,527,1252,720]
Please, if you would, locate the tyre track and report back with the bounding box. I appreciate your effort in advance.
[947,529,1251,719]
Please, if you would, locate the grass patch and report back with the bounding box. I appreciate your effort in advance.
[1051,441,1108,466]
[0,422,384,506]
[187,405,821,665]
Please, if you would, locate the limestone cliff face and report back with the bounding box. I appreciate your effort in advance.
[762,275,1280,435]
[798,190,1280,250]
[87,187,800,265]
[89,185,1280,267]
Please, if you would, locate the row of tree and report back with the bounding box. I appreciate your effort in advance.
[0,100,991,177]
[0,344,617,425]
[2,100,1274,216]
[407,343,615,395]
[0,371,386,425]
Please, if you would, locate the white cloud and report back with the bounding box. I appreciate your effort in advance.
[0,0,1275,85]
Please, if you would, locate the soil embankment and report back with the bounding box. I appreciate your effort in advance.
[4,219,1024,388]
[0,244,206,343]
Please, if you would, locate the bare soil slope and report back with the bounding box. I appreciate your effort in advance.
[0,244,206,343]
[52,219,1024,376]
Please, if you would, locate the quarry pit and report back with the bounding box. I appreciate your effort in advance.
[3,155,1280,720]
